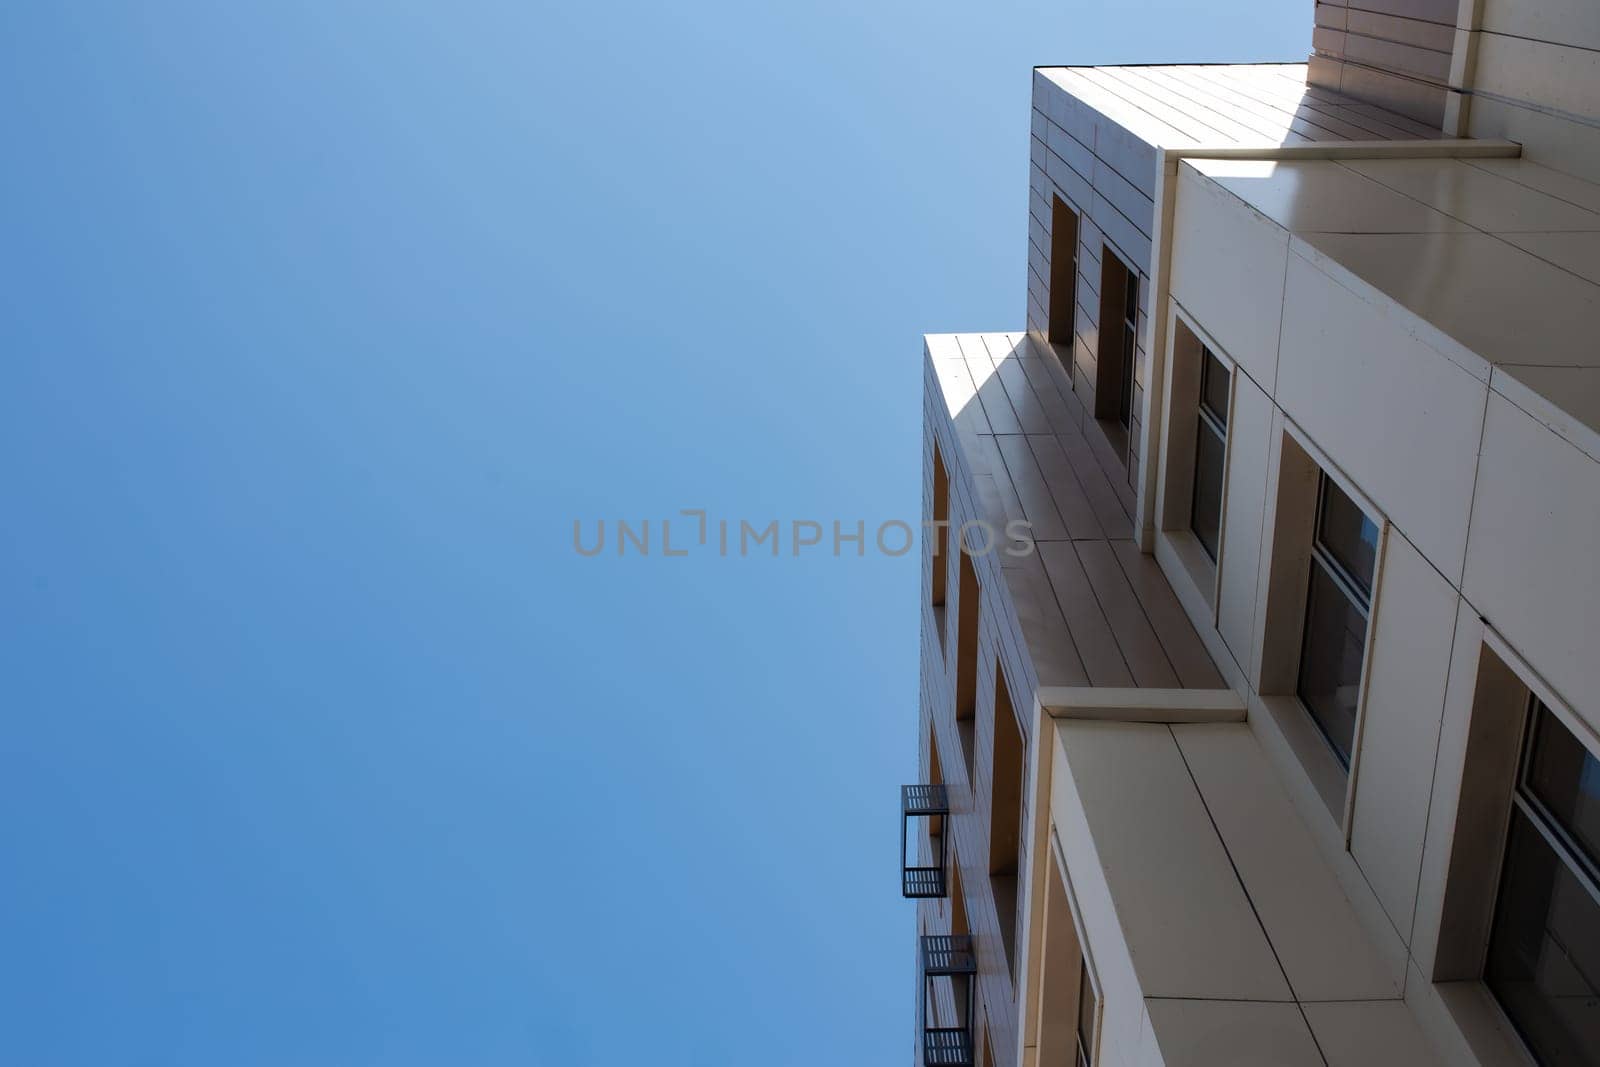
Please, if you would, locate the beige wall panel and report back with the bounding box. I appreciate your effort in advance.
[1302,999,1445,1066]
[1464,392,1600,730]
[1466,95,1600,179]
[1174,724,1404,1000]
[1170,168,1289,393]
[1409,600,1486,978]
[1275,249,1487,581]
[1144,999,1323,1067]
[1054,720,1291,1001]
[1216,371,1273,669]
[1348,529,1459,942]
[1049,730,1162,1067]
[1473,33,1600,124]
[1480,0,1600,58]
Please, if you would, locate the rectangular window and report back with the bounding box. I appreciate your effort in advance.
[1048,197,1079,376]
[1094,249,1139,444]
[989,662,1025,980]
[932,444,950,653]
[1295,474,1378,768]
[956,551,980,781]
[1190,348,1230,561]
[1075,958,1098,1067]
[1118,272,1138,429]
[1486,699,1600,1067]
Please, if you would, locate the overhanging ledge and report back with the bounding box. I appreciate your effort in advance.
[1039,686,1246,723]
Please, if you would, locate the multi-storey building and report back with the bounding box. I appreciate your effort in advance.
[903,3,1600,1065]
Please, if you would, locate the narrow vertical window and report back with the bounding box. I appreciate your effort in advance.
[1295,474,1378,768]
[1117,272,1138,429]
[1048,197,1080,375]
[1190,348,1230,561]
[989,662,1025,980]
[1485,699,1600,1066]
[931,444,950,652]
[1075,958,1098,1067]
[955,550,980,781]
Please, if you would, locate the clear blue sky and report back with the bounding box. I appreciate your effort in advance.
[0,4,1303,1064]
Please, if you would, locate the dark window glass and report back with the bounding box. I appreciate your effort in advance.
[1192,417,1226,561]
[1486,806,1600,1066]
[1075,960,1096,1067]
[1200,348,1230,428]
[1118,274,1138,428]
[1527,705,1600,870]
[1316,478,1379,597]
[1297,553,1366,767]
[1191,349,1230,562]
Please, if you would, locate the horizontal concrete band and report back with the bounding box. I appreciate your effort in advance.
[1039,685,1247,723]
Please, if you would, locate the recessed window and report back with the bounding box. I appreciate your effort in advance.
[989,661,1025,980]
[1485,699,1600,1066]
[956,550,980,781]
[1035,844,1097,1067]
[1190,347,1230,561]
[1094,250,1139,443]
[1075,958,1098,1067]
[1117,271,1138,429]
[932,444,950,652]
[1048,197,1080,375]
[1295,473,1378,769]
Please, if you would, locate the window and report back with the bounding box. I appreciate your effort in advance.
[1075,958,1098,1067]
[1485,699,1600,1066]
[949,844,969,939]
[1094,249,1139,439]
[956,550,980,781]
[1295,473,1378,768]
[932,444,950,651]
[1117,272,1138,429]
[1035,845,1095,1067]
[1048,197,1079,375]
[1190,347,1230,561]
[989,661,1025,980]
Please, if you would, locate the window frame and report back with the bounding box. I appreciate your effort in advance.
[1295,472,1378,771]
[1189,346,1230,563]
[1047,195,1080,378]
[1483,695,1600,1066]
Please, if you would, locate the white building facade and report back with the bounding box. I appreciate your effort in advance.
[909,5,1600,1066]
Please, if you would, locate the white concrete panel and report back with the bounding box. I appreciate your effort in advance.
[1481,0,1600,54]
[1170,166,1290,392]
[1216,372,1273,668]
[1341,158,1600,233]
[1492,364,1600,463]
[1466,95,1600,180]
[1500,230,1600,287]
[1054,720,1292,1001]
[1049,730,1176,1067]
[1464,158,1600,215]
[1465,393,1600,732]
[1409,601,1485,979]
[1145,999,1323,1067]
[1174,724,1404,1000]
[1276,247,1488,581]
[1473,32,1600,123]
[1302,1000,1446,1066]
[1298,229,1600,372]
[1190,159,1469,234]
[1349,530,1459,942]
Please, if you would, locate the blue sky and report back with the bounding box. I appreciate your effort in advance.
[0,4,1303,1064]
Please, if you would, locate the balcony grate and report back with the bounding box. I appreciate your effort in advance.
[902,866,947,898]
[902,784,950,817]
[921,934,977,975]
[924,1028,974,1067]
